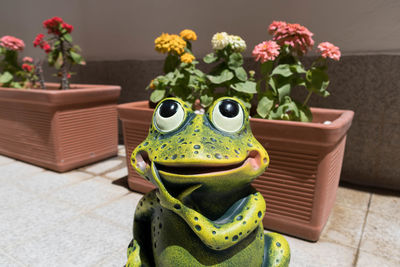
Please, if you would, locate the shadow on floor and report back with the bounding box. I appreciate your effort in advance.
[112,176,130,190]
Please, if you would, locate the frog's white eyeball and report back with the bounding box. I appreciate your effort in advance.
[154,99,185,133]
[212,99,244,133]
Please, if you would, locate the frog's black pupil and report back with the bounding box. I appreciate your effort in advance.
[219,100,239,118]
[159,100,178,118]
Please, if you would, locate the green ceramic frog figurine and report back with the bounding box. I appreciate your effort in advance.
[126,97,290,267]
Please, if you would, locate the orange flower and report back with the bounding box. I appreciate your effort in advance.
[149,79,156,90]
[180,29,197,41]
[155,33,186,55]
[180,53,195,63]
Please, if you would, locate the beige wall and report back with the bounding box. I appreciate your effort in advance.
[1,0,400,60]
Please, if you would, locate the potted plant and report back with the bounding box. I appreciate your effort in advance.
[0,17,121,172]
[118,23,353,241]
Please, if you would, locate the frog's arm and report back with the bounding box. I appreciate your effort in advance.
[151,163,265,251]
[262,232,291,267]
[126,191,157,267]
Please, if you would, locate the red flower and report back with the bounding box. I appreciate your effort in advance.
[22,63,33,72]
[62,23,73,34]
[33,33,44,47]
[43,16,63,29]
[42,42,51,53]
[43,17,64,35]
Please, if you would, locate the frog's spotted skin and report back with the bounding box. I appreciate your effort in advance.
[126,97,290,267]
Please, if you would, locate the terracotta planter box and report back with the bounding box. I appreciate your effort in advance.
[118,100,354,241]
[0,83,121,172]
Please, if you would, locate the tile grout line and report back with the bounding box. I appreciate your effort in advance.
[352,192,373,267]
[2,191,134,252]
[0,247,26,267]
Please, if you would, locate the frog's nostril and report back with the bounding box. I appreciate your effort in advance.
[135,150,150,172]
[248,150,263,170]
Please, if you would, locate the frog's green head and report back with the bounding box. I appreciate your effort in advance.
[131,97,269,192]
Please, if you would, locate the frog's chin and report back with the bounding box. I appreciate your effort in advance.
[155,150,266,184]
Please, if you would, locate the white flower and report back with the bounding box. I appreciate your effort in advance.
[211,32,230,50]
[228,35,246,52]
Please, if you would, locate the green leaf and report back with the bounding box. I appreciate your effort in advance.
[306,68,330,96]
[0,71,13,83]
[63,33,72,43]
[242,101,252,110]
[268,77,277,93]
[257,95,274,118]
[231,81,257,94]
[54,52,63,69]
[207,69,234,84]
[150,89,166,103]
[290,64,306,74]
[277,83,291,103]
[193,69,204,77]
[287,100,299,117]
[10,82,22,89]
[73,45,82,52]
[298,104,313,122]
[228,52,243,69]
[271,64,293,77]
[292,77,306,87]
[203,53,218,64]
[70,51,84,65]
[234,67,248,81]
[164,54,180,73]
[200,95,214,107]
[261,61,274,76]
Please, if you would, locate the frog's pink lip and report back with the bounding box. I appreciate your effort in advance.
[135,150,263,177]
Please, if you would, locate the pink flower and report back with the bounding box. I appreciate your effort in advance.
[0,35,25,51]
[270,22,314,55]
[23,56,33,63]
[318,42,341,61]
[268,21,286,35]
[252,41,281,63]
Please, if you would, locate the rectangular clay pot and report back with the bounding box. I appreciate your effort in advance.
[0,83,121,172]
[118,101,354,241]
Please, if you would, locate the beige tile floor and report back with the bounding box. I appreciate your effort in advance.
[0,146,399,266]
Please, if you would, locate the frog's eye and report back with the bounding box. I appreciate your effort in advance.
[211,99,244,133]
[154,99,185,133]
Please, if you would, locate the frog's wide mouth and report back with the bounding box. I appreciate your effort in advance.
[135,150,264,177]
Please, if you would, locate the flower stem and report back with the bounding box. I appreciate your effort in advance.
[59,39,69,90]
[303,91,312,106]
[35,60,46,89]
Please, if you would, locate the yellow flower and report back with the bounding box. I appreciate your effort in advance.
[168,34,186,55]
[154,33,186,55]
[180,29,197,41]
[149,79,156,90]
[155,33,171,53]
[180,53,195,63]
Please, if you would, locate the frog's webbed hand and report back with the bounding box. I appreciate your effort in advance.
[126,240,142,267]
[151,163,266,251]
[126,191,157,267]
